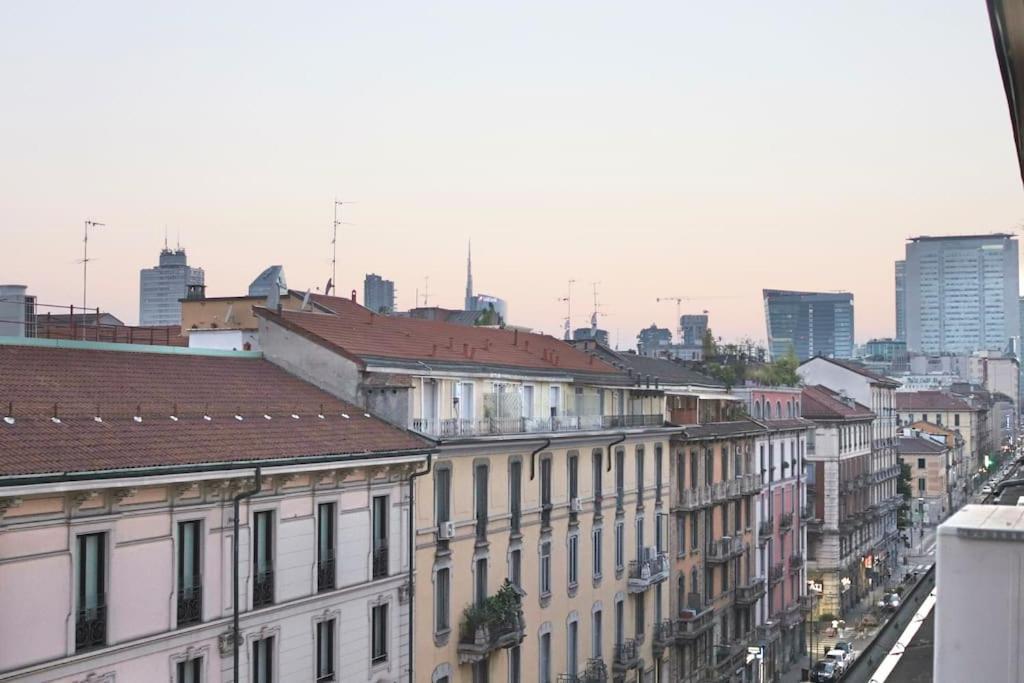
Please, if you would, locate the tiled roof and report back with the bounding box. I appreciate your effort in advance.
[897,437,947,454]
[756,418,815,431]
[801,385,874,420]
[895,391,975,412]
[585,346,725,388]
[679,419,766,439]
[0,344,429,477]
[801,357,901,387]
[260,293,622,377]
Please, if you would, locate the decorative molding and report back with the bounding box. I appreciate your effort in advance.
[173,482,197,499]
[111,487,138,505]
[72,672,115,683]
[398,579,413,605]
[68,490,101,511]
[273,473,297,489]
[0,497,23,519]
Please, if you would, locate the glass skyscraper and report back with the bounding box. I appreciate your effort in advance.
[138,248,204,326]
[762,289,855,361]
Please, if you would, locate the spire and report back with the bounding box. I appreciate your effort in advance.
[465,239,474,310]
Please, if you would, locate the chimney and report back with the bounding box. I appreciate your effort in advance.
[463,343,470,357]
[513,329,519,345]
[448,336,454,349]
[525,340,530,351]
[431,343,437,356]
[351,289,357,302]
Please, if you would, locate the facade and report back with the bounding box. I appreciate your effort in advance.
[903,234,1020,355]
[139,248,205,326]
[908,421,967,514]
[895,391,987,491]
[894,260,905,341]
[637,324,673,357]
[364,274,396,314]
[898,433,953,525]
[762,290,854,361]
[0,284,36,337]
[0,338,430,683]
[798,358,903,612]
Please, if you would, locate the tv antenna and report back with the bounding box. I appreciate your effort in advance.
[329,199,354,296]
[81,220,105,330]
[557,279,576,340]
[657,295,735,343]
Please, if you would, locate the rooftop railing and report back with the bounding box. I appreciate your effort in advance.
[412,413,663,437]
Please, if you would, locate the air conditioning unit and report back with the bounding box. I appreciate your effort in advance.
[437,521,456,540]
[570,497,583,513]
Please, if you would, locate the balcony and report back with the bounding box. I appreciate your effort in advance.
[412,413,663,438]
[768,563,785,585]
[725,478,743,499]
[779,512,793,531]
[372,544,389,579]
[253,569,274,608]
[711,480,729,503]
[782,602,803,627]
[789,552,803,570]
[177,579,202,626]
[674,485,712,512]
[798,594,816,614]
[557,659,609,683]
[714,641,747,675]
[758,518,774,541]
[75,603,106,652]
[652,620,673,657]
[735,577,766,605]
[317,555,335,592]
[628,550,669,593]
[740,473,762,495]
[612,639,642,676]
[457,582,526,664]
[668,599,715,641]
[706,536,745,564]
[756,621,781,644]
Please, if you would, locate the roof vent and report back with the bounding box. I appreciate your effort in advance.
[2,416,13,426]
[363,413,371,418]
[291,413,300,419]
[169,415,178,422]
[94,415,103,423]
[234,414,244,421]
[264,414,272,420]
[203,414,212,421]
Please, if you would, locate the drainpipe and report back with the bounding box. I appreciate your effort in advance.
[529,438,552,481]
[606,433,626,472]
[232,467,262,683]
[407,453,433,683]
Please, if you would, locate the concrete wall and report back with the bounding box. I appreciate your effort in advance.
[258,317,363,405]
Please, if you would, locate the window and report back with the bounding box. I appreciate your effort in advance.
[677,515,686,553]
[635,517,644,562]
[523,385,535,419]
[253,511,274,608]
[935,414,942,425]
[677,574,686,614]
[371,604,388,664]
[510,459,522,533]
[720,445,729,481]
[954,414,960,427]
[690,449,699,488]
[918,478,926,493]
[540,457,552,528]
[475,558,488,606]
[316,619,335,682]
[435,466,452,525]
[509,645,521,683]
[569,452,579,511]
[549,385,561,417]
[177,520,202,626]
[690,513,698,550]
[253,637,274,683]
[510,548,522,588]
[76,532,107,651]
[539,632,552,683]
[567,620,579,676]
[317,503,335,592]
[615,521,625,571]
[615,598,624,646]
[592,450,604,509]
[436,567,450,633]
[655,445,663,503]
[616,449,625,508]
[704,448,713,485]
[457,381,475,422]
[634,594,645,637]
[592,528,603,579]
[540,541,552,595]
[475,463,489,539]
[676,450,686,493]
[734,500,741,534]
[372,495,389,579]
[568,535,580,587]
[917,458,926,470]
[593,608,603,657]
[472,662,488,683]
[656,513,665,553]
[176,658,201,683]
[636,447,645,508]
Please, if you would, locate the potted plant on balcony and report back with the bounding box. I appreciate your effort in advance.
[460,580,524,650]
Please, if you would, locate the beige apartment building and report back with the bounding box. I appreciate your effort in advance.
[896,391,987,486]
[898,434,953,525]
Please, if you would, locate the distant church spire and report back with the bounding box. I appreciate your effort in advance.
[465,239,474,311]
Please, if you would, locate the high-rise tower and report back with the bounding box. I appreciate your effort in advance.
[464,239,474,311]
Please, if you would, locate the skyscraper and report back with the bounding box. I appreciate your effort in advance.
[364,273,395,313]
[464,239,474,311]
[904,234,1020,354]
[895,260,906,341]
[762,289,855,361]
[139,247,204,326]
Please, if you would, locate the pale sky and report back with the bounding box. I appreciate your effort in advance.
[2,1,1021,346]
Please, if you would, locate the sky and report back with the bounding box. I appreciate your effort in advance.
[2,1,1021,346]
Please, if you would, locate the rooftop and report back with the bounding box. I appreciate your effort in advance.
[907,233,1015,242]
[801,385,874,421]
[895,391,976,412]
[801,356,902,387]
[680,419,766,440]
[897,436,947,454]
[0,339,429,478]
[570,340,725,389]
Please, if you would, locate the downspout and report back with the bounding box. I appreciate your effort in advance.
[606,433,626,472]
[407,453,433,683]
[233,467,262,683]
[529,438,552,481]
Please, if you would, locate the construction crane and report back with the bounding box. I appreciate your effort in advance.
[656,295,734,344]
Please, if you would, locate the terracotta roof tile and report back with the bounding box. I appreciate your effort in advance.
[0,344,429,477]
[800,385,874,420]
[894,391,975,412]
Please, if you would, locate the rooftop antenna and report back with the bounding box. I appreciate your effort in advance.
[656,296,684,343]
[590,282,606,332]
[557,279,576,340]
[81,220,105,336]
[422,276,431,307]
[330,198,353,296]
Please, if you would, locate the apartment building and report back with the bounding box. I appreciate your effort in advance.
[798,358,902,595]
[907,421,968,513]
[0,339,431,683]
[895,391,987,489]
[897,434,952,525]
[255,295,678,683]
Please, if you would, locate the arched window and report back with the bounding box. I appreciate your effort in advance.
[677,574,686,614]
[754,401,762,419]
[766,403,773,419]
[690,566,700,602]
[776,402,783,419]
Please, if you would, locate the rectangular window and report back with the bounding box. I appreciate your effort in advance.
[918,478,926,492]
[475,557,488,606]
[510,460,522,533]
[690,449,699,488]
[252,637,274,683]
[656,514,665,553]
[569,535,579,587]
[636,447,645,508]
[568,620,579,676]
[177,520,202,626]
[317,503,335,592]
[372,495,389,579]
[539,632,552,683]
[592,528,603,579]
[677,515,686,554]
[615,599,624,646]
[734,500,741,534]
[458,381,475,421]
[615,521,625,570]
[76,532,107,651]
[371,604,388,664]
[918,458,926,469]
[690,513,698,550]
[593,609,603,658]
[676,450,686,493]
[954,414,960,427]
[253,511,274,608]
[634,594,645,637]
[435,466,451,524]
[616,449,625,508]
[540,541,552,595]
[436,568,450,633]
[592,450,603,508]
[635,516,645,562]
[569,453,579,502]
[475,463,489,539]
[472,662,488,683]
[176,659,201,683]
[655,445,663,503]
[523,385,535,419]
[510,548,522,588]
[316,619,335,682]
[540,457,552,527]
[549,385,561,417]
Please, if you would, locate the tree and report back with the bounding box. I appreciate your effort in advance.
[702,328,718,360]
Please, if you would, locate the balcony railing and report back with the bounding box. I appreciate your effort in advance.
[735,576,766,605]
[557,659,609,683]
[758,518,774,539]
[675,485,712,512]
[798,594,816,614]
[412,414,662,438]
[458,581,526,664]
[627,551,669,593]
[177,579,202,626]
[707,536,745,564]
[740,473,762,494]
[756,621,781,643]
[768,563,785,584]
[75,603,106,651]
[714,641,747,673]
[317,554,336,592]
[789,552,803,570]
[711,480,729,502]
[779,512,793,530]
[612,639,641,674]
[372,545,389,579]
[253,569,274,608]
[669,598,715,641]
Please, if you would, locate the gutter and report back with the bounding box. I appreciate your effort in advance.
[529,439,552,481]
[406,453,433,683]
[606,433,627,472]
[232,467,262,683]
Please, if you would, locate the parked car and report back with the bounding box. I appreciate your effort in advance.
[832,640,857,662]
[825,649,849,674]
[878,593,901,611]
[810,659,839,682]
[982,484,994,495]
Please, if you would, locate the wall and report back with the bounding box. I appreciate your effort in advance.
[258,317,363,405]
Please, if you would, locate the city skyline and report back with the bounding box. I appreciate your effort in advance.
[2,2,1022,344]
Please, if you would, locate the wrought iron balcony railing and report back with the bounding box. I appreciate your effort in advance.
[372,544,389,579]
[317,554,336,592]
[612,639,641,673]
[253,569,274,608]
[735,576,766,605]
[412,414,663,438]
[458,581,526,664]
[779,512,794,530]
[707,536,746,564]
[557,659,609,683]
[768,562,785,584]
[627,550,669,592]
[674,485,712,512]
[75,602,107,652]
[177,579,202,626]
